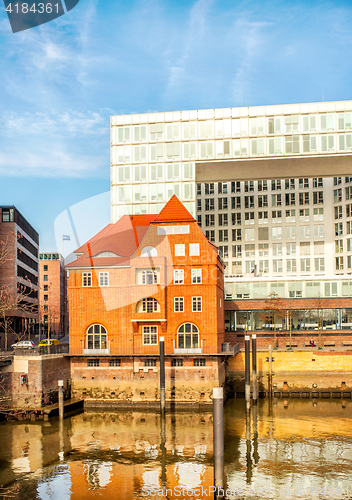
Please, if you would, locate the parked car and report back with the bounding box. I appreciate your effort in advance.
[11,340,34,349]
[38,339,59,346]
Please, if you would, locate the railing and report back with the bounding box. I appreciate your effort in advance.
[221,342,240,355]
[8,344,69,356]
[173,339,203,355]
[82,340,111,355]
[39,344,69,355]
[226,323,352,332]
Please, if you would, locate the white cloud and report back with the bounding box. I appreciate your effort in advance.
[0,107,108,177]
[0,109,108,137]
[230,19,271,104]
[0,145,105,178]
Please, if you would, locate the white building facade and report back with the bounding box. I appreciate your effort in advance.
[111,100,352,301]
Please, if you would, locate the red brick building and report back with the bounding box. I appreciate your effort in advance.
[0,206,39,348]
[67,196,226,404]
[39,253,68,338]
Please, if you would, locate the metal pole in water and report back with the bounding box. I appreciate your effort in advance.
[160,412,167,489]
[58,380,64,419]
[160,337,165,414]
[252,334,257,404]
[213,387,224,495]
[252,403,259,465]
[245,403,252,484]
[245,334,251,409]
[268,344,273,399]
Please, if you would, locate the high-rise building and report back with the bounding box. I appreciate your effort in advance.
[0,206,39,348]
[110,101,352,345]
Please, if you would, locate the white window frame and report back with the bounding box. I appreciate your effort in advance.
[192,296,202,312]
[142,326,158,345]
[191,269,202,284]
[300,258,311,272]
[174,269,184,284]
[141,269,158,284]
[174,297,184,312]
[99,272,109,287]
[141,297,159,313]
[175,244,185,257]
[314,258,325,272]
[82,272,92,287]
[189,243,200,256]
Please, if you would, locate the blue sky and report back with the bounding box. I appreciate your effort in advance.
[0,0,352,252]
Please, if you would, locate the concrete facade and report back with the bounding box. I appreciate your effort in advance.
[0,206,39,348]
[0,354,70,409]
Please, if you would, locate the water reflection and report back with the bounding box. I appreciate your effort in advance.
[0,400,352,499]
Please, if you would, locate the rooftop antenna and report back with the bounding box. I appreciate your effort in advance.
[322,92,324,102]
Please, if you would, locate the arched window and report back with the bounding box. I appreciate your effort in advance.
[137,297,160,313]
[177,323,199,349]
[87,324,107,349]
[141,246,157,257]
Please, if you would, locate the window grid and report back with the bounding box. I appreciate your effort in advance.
[192,296,202,312]
[143,326,158,345]
[174,297,184,312]
[99,272,109,287]
[83,272,92,287]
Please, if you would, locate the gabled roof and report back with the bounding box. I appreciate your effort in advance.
[152,195,196,224]
[74,224,115,255]
[66,214,156,268]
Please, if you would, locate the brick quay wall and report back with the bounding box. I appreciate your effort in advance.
[227,349,352,396]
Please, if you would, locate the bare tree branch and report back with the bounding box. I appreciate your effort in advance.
[0,235,37,349]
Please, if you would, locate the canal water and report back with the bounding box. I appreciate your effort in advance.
[1,399,352,499]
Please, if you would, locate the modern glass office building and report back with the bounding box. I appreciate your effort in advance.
[111,100,352,304]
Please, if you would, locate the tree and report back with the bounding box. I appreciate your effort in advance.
[0,236,12,267]
[0,235,37,349]
[264,293,286,349]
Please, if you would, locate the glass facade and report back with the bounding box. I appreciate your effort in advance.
[111,101,352,294]
[225,308,352,332]
[225,277,352,300]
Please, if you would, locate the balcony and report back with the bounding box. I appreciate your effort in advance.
[172,339,203,355]
[82,340,111,355]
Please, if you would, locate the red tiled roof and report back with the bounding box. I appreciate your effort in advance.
[152,195,196,223]
[74,224,114,255]
[67,214,156,268]
[66,256,130,269]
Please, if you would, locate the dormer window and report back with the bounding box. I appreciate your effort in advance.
[141,246,157,257]
[94,251,120,258]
